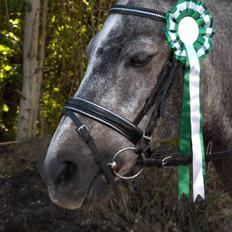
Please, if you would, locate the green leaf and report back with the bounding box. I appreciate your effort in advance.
[2,104,9,112]
[0,44,12,54]
[4,65,12,71]
[53,87,59,92]
[83,0,90,6]
[51,16,56,23]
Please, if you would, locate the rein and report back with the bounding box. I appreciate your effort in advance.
[63,4,232,196]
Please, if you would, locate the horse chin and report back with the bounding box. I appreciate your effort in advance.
[84,174,113,206]
[48,186,85,210]
[48,174,112,210]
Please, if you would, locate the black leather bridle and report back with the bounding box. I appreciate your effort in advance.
[63,5,232,196]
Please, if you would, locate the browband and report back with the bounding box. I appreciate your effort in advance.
[109,4,166,22]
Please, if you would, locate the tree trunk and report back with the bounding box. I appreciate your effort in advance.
[17,0,46,140]
[38,0,48,137]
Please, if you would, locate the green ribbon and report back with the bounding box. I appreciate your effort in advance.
[179,64,191,199]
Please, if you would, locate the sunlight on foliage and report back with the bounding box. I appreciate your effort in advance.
[0,0,116,138]
[53,87,59,92]
[2,104,9,113]
[82,0,90,7]
[0,2,23,140]
[0,44,13,54]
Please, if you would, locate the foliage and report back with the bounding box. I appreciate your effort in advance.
[0,0,115,141]
[41,0,114,132]
[0,0,24,140]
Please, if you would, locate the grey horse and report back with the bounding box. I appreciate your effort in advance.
[43,0,232,209]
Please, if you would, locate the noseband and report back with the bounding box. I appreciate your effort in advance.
[63,5,232,197]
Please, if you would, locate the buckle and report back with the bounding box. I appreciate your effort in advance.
[162,156,173,168]
[77,125,92,142]
[77,125,89,133]
[142,134,152,141]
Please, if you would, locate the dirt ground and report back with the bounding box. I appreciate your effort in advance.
[1,139,232,232]
[0,139,120,232]
[0,169,124,232]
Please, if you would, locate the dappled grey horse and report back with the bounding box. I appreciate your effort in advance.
[43,0,232,209]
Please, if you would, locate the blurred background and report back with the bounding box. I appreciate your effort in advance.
[0,0,232,231]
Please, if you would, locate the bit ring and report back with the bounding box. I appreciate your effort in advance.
[111,147,144,180]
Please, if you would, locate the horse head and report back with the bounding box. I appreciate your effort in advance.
[43,0,184,209]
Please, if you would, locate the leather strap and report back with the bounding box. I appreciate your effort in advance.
[133,59,175,126]
[110,4,166,22]
[145,59,178,137]
[134,58,178,154]
[65,98,143,144]
[139,149,232,168]
[64,110,120,198]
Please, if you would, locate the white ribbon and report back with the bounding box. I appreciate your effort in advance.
[186,45,205,201]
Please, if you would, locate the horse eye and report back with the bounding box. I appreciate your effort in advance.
[126,53,155,68]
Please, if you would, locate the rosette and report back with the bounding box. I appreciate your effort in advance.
[164,0,215,201]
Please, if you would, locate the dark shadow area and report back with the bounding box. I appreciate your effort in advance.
[1,139,232,232]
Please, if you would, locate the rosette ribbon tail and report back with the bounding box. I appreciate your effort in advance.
[179,44,206,201]
[178,63,191,199]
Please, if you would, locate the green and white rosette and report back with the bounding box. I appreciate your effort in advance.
[164,0,215,201]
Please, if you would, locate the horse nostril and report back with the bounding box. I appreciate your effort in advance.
[55,161,77,186]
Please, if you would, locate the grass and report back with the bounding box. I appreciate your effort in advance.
[1,140,232,231]
[100,164,232,232]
